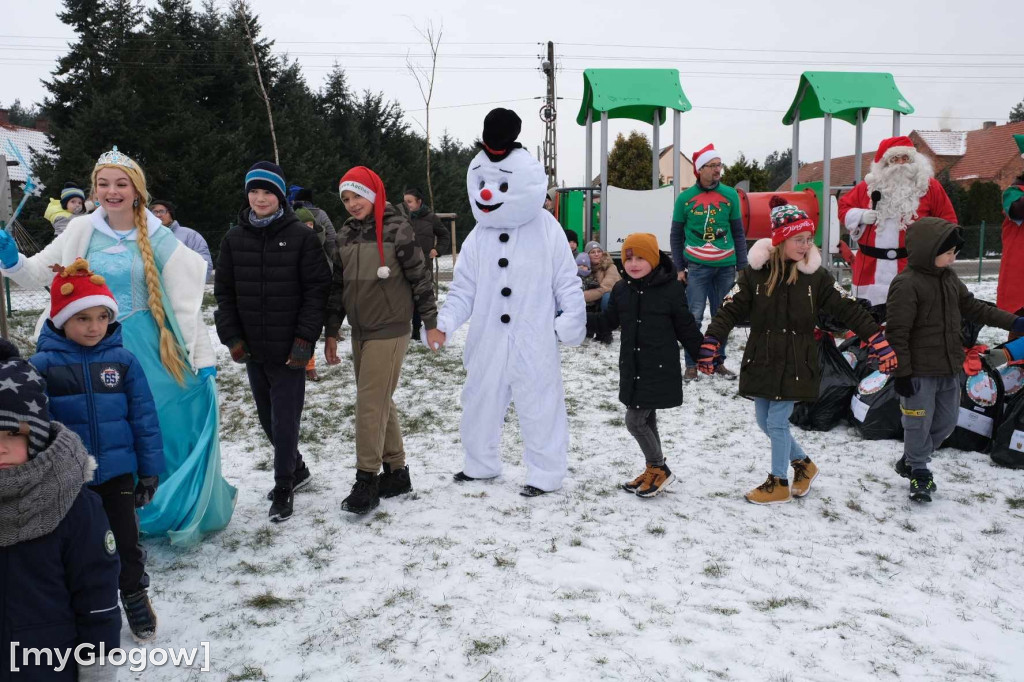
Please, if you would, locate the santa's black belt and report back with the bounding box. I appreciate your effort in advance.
[858,244,907,260]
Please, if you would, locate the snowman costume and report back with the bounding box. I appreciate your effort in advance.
[435,109,586,492]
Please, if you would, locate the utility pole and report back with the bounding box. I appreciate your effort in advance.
[540,41,557,188]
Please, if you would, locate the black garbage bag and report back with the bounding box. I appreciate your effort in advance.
[838,333,873,380]
[991,390,1024,468]
[791,332,859,431]
[941,351,1004,453]
[850,370,903,440]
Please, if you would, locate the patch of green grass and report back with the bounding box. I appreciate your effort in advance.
[227,665,267,681]
[373,510,392,524]
[1006,496,1024,510]
[703,562,727,579]
[900,519,917,533]
[605,417,625,427]
[244,590,295,610]
[570,536,583,547]
[646,523,666,536]
[382,587,416,608]
[709,606,739,616]
[972,491,995,503]
[753,596,813,612]
[493,555,517,569]
[235,560,269,575]
[247,526,278,550]
[467,636,507,657]
[981,522,1005,536]
[846,499,863,513]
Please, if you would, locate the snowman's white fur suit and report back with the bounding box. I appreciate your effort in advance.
[435,147,586,490]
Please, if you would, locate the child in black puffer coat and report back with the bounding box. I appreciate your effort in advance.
[587,233,703,498]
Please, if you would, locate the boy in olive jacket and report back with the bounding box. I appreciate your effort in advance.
[886,217,1024,501]
[324,166,437,515]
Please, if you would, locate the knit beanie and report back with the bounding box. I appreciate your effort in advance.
[769,196,816,247]
[0,338,51,459]
[60,183,86,210]
[622,233,660,268]
[245,161,287,205]
[339,166,390,279]
[295,207,316,225]
[150,199,175,220]
[48,258,119,329]
[575,252,592,276]
[583,241,603,255]
[564,229,578,245]
[937,226,965,255]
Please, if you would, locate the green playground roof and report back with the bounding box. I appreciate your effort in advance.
[782,71,914,126]
[576,69,692,126]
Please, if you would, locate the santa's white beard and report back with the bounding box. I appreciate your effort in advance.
[866,157,933,225]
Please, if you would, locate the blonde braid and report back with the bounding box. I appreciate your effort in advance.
[134,202,188,384]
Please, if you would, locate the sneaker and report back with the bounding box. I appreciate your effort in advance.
[894,456,911,479]
[594,330,613,345]
[684,367,699,382]
[453,471,486,482]
[306,368,320,381]
[266,461,312,501]
[122,589,157,643]
[622,467,654,494]
[745,475,792,505]
[909,469,936,502]
[714,365,737,380]
[379,463,413,498]
[341,471,379,514]
[790,458,819,498]
[520,485,551,497]
[636,464,675,498]
[268,486,293,522]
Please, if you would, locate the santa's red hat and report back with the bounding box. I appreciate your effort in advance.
[692,143,722,171]
[873,136,917,164]
[339,167,390,279]
[49,258,119,329]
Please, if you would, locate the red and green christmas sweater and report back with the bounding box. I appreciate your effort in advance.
[669,182,747,270]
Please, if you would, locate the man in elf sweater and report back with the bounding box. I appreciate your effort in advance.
[669,143,747,381]
[997,134,1024,314]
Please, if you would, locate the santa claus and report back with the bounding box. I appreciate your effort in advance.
[838,136,957,305]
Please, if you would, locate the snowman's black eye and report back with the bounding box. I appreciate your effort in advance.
[499,181,509,193]
[478,180,485,190]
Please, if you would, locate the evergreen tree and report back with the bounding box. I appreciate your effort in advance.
[1010,98,1024,124]
[721,153,770,191]
[606,131,652,190]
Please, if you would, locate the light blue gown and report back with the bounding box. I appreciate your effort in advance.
[87,228,236,547]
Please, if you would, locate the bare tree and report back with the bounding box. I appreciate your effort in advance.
[234,1,279,164]
[406,21,442,208]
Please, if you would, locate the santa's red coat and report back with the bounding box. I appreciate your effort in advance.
[997,185,1024,313]
[838,178,957,305]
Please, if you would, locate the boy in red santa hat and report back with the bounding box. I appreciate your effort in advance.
[838,136,957,306]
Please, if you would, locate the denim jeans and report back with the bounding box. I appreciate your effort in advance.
[683,262,736,368]
[753,398,807,479]
[600,291,611,312]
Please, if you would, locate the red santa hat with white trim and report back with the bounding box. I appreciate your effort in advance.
[339,166,390,279]
[692,143,722,172]
[49,258,119,329]
[873,136,917,165]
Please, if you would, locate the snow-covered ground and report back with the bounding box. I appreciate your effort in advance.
[8,272,1024,682]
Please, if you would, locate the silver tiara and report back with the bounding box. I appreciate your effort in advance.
[95,146,136,170]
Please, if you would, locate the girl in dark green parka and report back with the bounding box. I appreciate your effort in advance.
[698,198,898,505]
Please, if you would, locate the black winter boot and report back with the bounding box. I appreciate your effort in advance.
[379,463,413,498]
[341,470,380,514]
[122,589,158,642]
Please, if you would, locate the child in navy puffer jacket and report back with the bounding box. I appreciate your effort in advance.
[30,258,164,643]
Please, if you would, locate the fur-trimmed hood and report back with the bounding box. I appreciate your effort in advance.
[747,237,821,275]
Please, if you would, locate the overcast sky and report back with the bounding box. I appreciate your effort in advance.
[2,0,1020,187]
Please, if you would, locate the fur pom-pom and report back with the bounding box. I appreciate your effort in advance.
[769,195,788,209]
[89,274,105,285]
[60,283,74,295]
[377,266,391,279]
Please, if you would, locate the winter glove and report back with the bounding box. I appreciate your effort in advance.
[198,366,217,381]
[894,377,916,398]
[228,339,251,364]
[286,337,313,369]
[0,230,20,269]
[861,209,879,225]
[697,335,721,375]
[867,330,898,374]
[134,475,159,508]
[1013,317,1024,334]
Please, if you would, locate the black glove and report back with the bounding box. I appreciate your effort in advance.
[894,376,916,398]
[286,337,313,369]
[134,475,159,508]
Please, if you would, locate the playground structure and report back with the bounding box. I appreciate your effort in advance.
[562,68,914,272]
